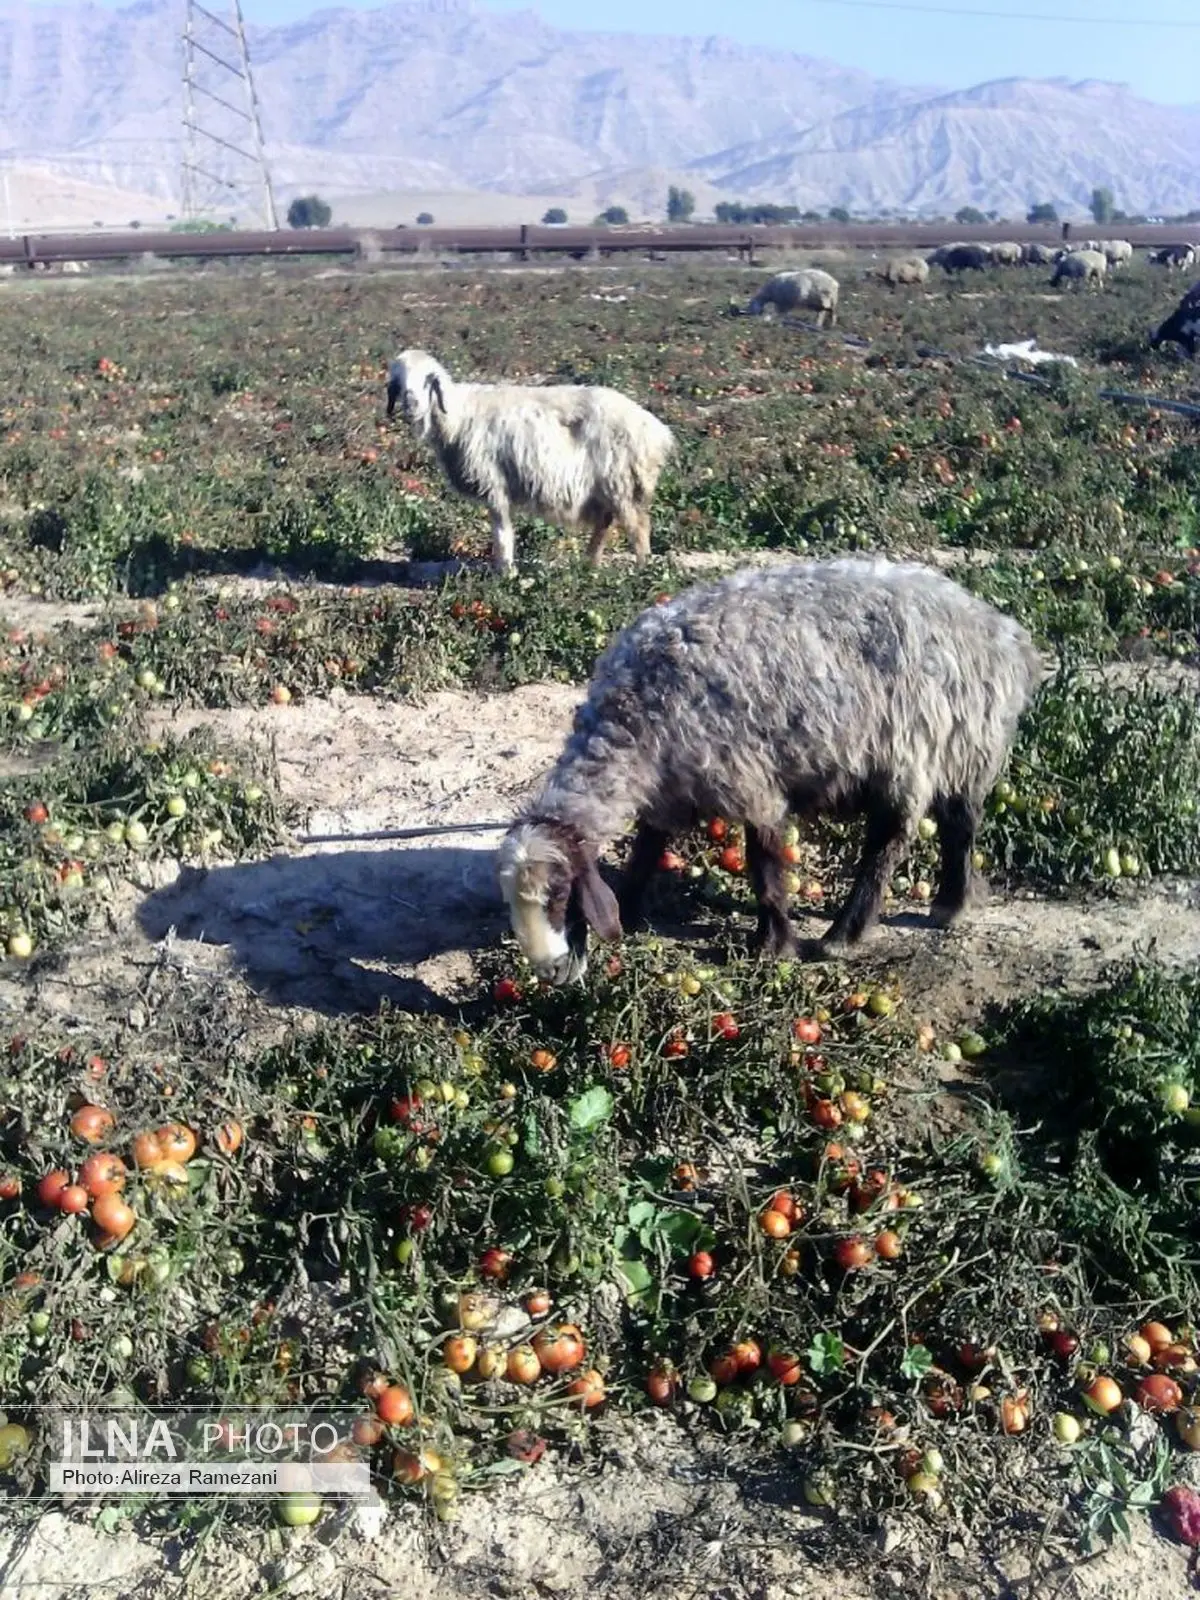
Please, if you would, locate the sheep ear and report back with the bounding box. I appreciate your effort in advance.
[425,372,446,414]
[574,859,621,941]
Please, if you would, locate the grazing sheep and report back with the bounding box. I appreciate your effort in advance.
[1051,249,1107,289]
[990,241,1023,267]
[1022,242,1058,266]
[928,243,991,274]
[385,350,674,574]
[497,558,1042,984]
[1101,239,1133,269]
[1152,244,1197,271]
[879,255,929,288]
[1150,279,1200,357]
[746,269,839,326]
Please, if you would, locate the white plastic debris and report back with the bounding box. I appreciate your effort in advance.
[981,338,1078,368]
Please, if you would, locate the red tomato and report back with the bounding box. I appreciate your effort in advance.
[493,978,523,1005]
[57,1184,90,1214]
[532,1323,586,1375]
[767,1190,798,1222]
[733,1339,762,1374]
[79,1153,126,1198]
[1136,1374,1183,1413]
[523,1289,552,1317]
[529,1049,557,1073]
[662,1035,689,1059]
[131,1131,165,1169]
[0,1173,20,1200]
[875,1230,903,1261]
[70,1104,115,1144]
[25,802,48,825]
[707,819,728,842]
[834,1236,872,1271]
[792,1018,822,1046]
[767,1349,803,1385]
[375,1385,414,1426]
[1082,1375,1123,1416]
[759,1208,792,1239]
[688,1250,715,1279]
[156,1123,197,1163]
[718,846,745,874]
[711,1012,740,1040]
[479,1248,512,1282]
[91,1194,136,1239]
[708,1350,740,1386]
[811,1099,843,1130]
[646,1365,676,1406]
[36,1169,71,1208]
[567,1369,606,1409]
[608,1043,632,1070]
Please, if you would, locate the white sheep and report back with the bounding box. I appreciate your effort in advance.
[879,255,929,288]
[385,351,675,574]
[990,242,1023,266]
[1101,240,1133,269]
[1051,249,1108,289]
[1022,243,1058,266]
[746,269,839,326]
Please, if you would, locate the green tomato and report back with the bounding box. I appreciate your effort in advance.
[486,1148,514,1178]
[277,1491,322,1527]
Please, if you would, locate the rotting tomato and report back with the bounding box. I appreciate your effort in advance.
[156,1123,197,1164]
[443,1336,478,1375]
[733,1339,762,1375]
[999,1392,1031,1435]
[479,1248,512,1282]
[0,1173,20,1201]
[646,1365,677,1405]
[529,1049,557,1073]
[759,1207,792,1239]
[70,1104,115,1144]
[36,1170,71,1208]
[834,1235,872,1271]
[607,1043,632,1070]
[533,1323,585,1375]
[91,1194,136,1240]
[1082,1375,1123,1416]
[567,1369,606,1409]
[1136,1374,1183,1413]
[767,1349,803,1385]
[375,1385,415,1426]
[523,1289,552,1318]
[708,1349,741,1386]
[131,1131,165,1169]
[875,1230,903,1261]
[214,1121,244,1156]
[79,1153,126,1198]
[506,1345,541,1385]
[792,1018,822,1046]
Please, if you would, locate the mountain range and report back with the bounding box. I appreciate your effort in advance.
[1,0,1198,226]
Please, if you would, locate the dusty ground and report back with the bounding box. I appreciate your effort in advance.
[3,586,1200,1598]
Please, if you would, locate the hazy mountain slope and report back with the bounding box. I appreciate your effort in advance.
[0,0,1195,219]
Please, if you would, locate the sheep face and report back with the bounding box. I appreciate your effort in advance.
[385,349,450,433]
[497,819,621,985]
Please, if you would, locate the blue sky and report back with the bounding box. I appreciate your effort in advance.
[31,0,1200,105]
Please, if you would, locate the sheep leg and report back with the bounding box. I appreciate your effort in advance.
[489,508,516,575]
[816,801,910,953]
[929,794,981,929]
[625,508,652,564]
[745,824,796,958]
[617,821,670,931]
[585,511,615,569]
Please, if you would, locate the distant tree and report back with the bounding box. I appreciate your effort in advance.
[1089,186,1115,225]
[541,207,568,225]
[667,186,696,223]
[416,212,435,225]
[1026,201,1059,225]
[827,206,851,223]
[715,201,800,224]
[595,206,629,225]
[955,206,986,225]
[287,195,332,229]
[170,219,233,234]
[800,209,822,223]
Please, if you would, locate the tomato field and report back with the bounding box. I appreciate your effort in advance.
[1,254,1200,1599]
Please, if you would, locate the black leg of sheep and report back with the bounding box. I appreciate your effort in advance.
[929,793,982,928]
[616,820,671,931]
[745,825,797,958]
[815,800,912,955]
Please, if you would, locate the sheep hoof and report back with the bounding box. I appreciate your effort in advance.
[748,924,796,961]
[796,936,843,963]
[928,900,963,930]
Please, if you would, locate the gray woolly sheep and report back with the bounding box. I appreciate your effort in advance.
[990,241,1022,267]
[385,350,674,574]
[879,255,929,288]
[928,244,991,274]
[1051,249,1107,289]
[497,558,1042,984]
[1022,242,1058,266]
[1150,278,1200,356]
[746,269,839,326]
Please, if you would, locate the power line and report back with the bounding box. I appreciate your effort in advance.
[807,0,1200,26]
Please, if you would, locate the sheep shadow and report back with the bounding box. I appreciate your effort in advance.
[136,844,507,1016]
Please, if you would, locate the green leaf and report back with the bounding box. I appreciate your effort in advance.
[899,1343,934,1380]
[654,1210,704,1252]
[613,1257,654,1301]
[807,1332,845,1376]
[626,1199,658,1232]
[521,1110,541,1157]
[569,1085,614,1133]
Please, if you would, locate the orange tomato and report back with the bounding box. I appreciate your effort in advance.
[78,1153,126,1198]
[506,1345,541,1385]
[567,1369,606,1409]
[214,1121,244,1156]
[70,1104,115,1144]
[131,1131,165,1169]
[156,1123,197,1164]
[759,1208,792,1239]
[91,1194,136,1240]
[375,1385,414,1426]
[532,1323,585,1375]
[875,1230,903,1261]
[443,1336,478,1375]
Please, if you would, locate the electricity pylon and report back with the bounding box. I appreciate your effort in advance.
[181,0,278,229]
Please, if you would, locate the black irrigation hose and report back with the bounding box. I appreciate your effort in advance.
[295,821,507,846]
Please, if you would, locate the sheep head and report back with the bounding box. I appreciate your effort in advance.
[496,817,621,986]
[385,349,451,435]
